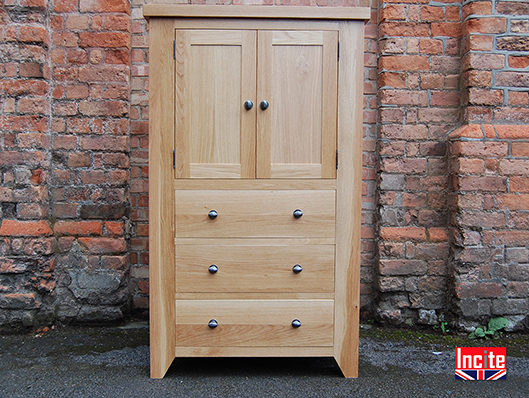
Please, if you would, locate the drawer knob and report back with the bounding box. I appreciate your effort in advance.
[208,264,218,274]
[244,100,253,110]
[260,100,269,110]
[208,319,218,329]
[293,209,303,219]
[291,319,301,328]
[292,264,303,274]
[208,210,218,220]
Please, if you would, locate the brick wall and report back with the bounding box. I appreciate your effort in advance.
[450,124,529,331]
[1,0,528,330]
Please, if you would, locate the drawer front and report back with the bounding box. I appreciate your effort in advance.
[175,300,334,347]
[175,190,335,238]
[176,245,335,293]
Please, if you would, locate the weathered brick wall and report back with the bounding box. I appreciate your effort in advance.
[450,124,529,331]
[375,0,461,325]
[1,0,528,330]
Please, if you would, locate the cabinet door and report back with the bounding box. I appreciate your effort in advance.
[257,31,338,179]
[175,30,256,179]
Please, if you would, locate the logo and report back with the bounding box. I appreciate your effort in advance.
[455,347,506,380]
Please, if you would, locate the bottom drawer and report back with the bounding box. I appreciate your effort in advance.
[176,300,334,347]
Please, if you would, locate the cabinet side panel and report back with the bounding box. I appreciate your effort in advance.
[149,18,176,379]
[334,21,363,379]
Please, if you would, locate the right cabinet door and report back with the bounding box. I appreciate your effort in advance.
[257,30,338,179]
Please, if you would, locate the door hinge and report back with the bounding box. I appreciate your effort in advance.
[173,149,175,169]
[173,40,176,59]
[336,150,339,169]
[338,41,340,61]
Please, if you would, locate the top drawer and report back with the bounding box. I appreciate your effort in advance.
[175,190,335,238]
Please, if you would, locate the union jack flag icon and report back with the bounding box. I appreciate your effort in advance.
[455,347,507,380]
[455,369,507,380]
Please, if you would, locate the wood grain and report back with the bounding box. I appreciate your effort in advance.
[143,5,371,20]
[176,244,335,293]
[334,20,364,379]
[149,17,176,379]
[174,179,337,190]
[175,190,336,238]
[175,346,333,357]
[175,300,334,347]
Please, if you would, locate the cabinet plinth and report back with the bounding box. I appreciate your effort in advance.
[148,5,367,379]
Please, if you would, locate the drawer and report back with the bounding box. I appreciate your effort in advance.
[176,245,334,293]
[175,300,334,347]
[175,190,335,238]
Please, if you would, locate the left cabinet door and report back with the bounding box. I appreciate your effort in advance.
[175,30,257,179]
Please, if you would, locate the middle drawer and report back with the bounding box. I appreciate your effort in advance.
[176,244,335,293]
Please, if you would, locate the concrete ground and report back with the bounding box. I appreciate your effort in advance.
[1,322,528,398]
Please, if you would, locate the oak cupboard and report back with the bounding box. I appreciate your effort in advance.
[144,5,368,379]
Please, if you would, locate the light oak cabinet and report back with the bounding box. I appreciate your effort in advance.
[145,5,369,379]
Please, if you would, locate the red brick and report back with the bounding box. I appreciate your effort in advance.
[379,125,427,140]
[101,255,127,270]
[432,22,462,37]
[380,227,427,241]
[402,193,427,207]
[499,160,529,175]
[466,70,493,87]
[496,231,529,246]
[103,15,131,31]
[430,91,460,106]
[80,170,128,185]
[468,88,504,106]
[508,91,529,106]
[52,32,78,47]
[54,0,77,12]
[511,177,529,193]
[418,108,459,123]
[428,228,448,242]
[457,282,503,299]
[80,136,129,152]
[464,53,505,70]
[498,194,529,210]
[67,153,91,168]
[467,17,507,34]
[508,55,529,69]
[379,90,428,106]
[54,221,102,236]
[497,1,529,16]
[78,65,128,82]
[78,237,126,254]
[78,100,128,117]
[512,142,529,157]
[419,39,443,54]
[461,211,506,228]
[378,72,406,88]
[0,220,53,237]
[105,49,130,65]
[380,5,407,21]
[420,6,444,22]
[451,141,508,157]
[18,25,48,44]
[379,55,429,71]
[457,158,484,174]
[468,35,494,51]
[495,125,529,139]
[80,0,130,13]
[2,80,49,96]
[79,32,130,49]
[379,259,427,276]
[0,257,27,273]
[104,221,125,236]
[458,176,507,192]
[380,22,430,37]
[463,1,492,19]
[496,72,529,88]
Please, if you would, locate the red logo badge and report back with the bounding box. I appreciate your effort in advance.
[455,347,506,380]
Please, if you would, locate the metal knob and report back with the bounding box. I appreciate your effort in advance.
[208,264,218,274]
[292,264,303,274]
[244,100,253,110]
[208,319,218,329]
[292,319,301,328]
[208,210,218,220]
[293,209,303,219]
[260,100,269,110]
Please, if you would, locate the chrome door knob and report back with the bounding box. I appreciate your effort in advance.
[292,264,303,274]
[208,264,218,274]
[293,209,303,219]
[208,210,218,220]
[208,319,218,329]
[292,319,301,328]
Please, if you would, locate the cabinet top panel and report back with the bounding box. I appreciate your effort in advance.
[143,5,370,21]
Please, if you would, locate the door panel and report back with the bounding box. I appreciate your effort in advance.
[257,30,338,179]
[175,30,256,179]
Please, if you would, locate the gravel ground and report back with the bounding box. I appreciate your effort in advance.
[0,323,528,398]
